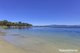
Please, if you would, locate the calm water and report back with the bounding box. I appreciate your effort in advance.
[3,27,80,53]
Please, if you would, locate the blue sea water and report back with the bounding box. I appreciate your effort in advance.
[3,27,80,53]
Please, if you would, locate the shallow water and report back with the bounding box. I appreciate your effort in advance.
[3,27,80,53]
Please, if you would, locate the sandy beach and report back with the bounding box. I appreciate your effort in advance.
[0,30,80,53]
[0,31,27,53]
[0,31,59,53]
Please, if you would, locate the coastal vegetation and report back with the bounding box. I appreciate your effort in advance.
[0,20,32,29]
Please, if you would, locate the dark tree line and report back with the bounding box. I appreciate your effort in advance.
[0,20,32,27]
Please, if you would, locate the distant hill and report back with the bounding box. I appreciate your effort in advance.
[35,25,80,28]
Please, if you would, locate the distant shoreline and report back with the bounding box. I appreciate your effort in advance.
[34,25,80,28]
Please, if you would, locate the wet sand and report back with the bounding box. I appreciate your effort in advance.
[0,31,27,53]
[0,37,58,53]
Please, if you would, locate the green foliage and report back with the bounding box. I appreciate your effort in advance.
[0,20,32,27]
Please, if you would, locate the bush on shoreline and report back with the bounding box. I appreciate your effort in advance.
[0,20,32,29]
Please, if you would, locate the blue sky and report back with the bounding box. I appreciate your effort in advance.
[0,0,80,25]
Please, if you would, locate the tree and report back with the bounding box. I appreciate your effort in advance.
[0,20,32,28]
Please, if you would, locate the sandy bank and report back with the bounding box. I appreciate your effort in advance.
[0,39,27,53]
[0,31,27,53]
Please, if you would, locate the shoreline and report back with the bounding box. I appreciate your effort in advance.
[0,31,27,53]
[0,31,59,53]
[0,30,80,53]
